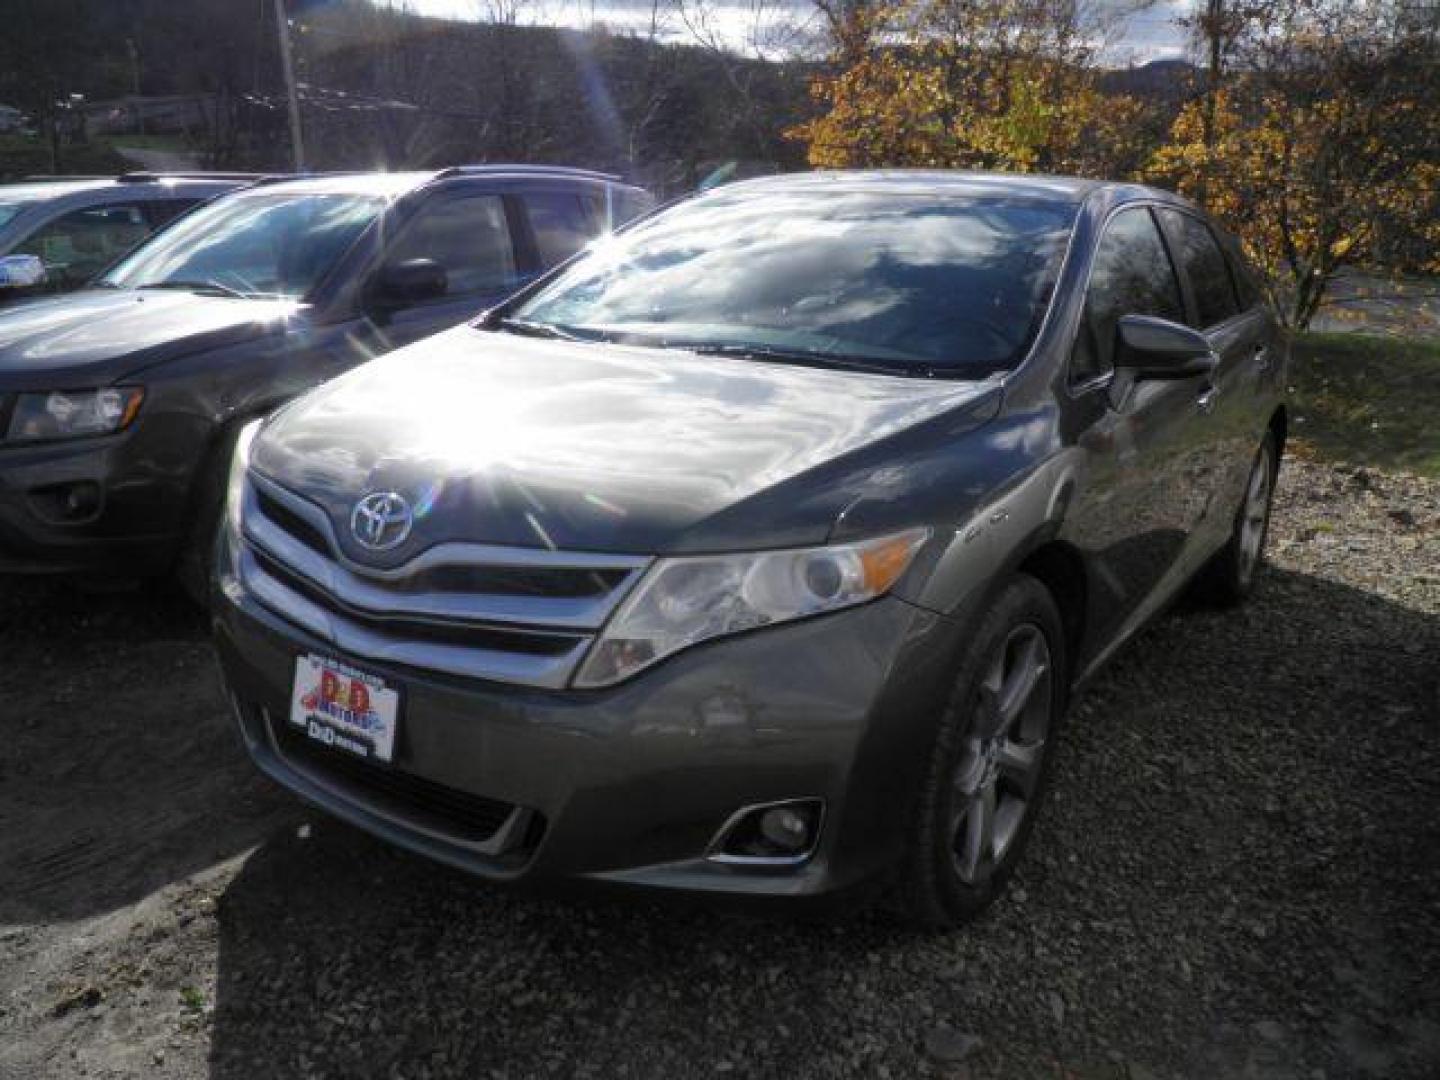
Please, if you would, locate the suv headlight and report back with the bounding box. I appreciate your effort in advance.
[7,388,144,442]
[216,419,262,603]
[574,527,930,688]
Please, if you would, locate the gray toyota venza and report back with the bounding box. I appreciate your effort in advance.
[213,171,1286,926]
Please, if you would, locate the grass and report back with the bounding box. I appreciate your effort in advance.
[106,134,192,152]
[0,133,131,180]
[1288,331,1440,477]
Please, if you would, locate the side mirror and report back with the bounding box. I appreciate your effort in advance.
[370,258,447,308]
[0,254,46,291]
[1114,314,1216,380]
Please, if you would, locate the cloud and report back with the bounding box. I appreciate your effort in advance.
[401,0,1194,64]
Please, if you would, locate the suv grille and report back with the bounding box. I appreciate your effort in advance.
[237,470,650,688]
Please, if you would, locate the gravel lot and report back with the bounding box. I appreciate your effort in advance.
[1,457,1437,1080]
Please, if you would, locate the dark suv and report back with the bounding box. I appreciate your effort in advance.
[0,165,653,593]
[0,172,251,302]
[213,171,1286,926]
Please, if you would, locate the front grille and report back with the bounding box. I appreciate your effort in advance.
[252,549,585,657]
[238,470,650,688]
[271,716,519,844]
[255,488,328,555]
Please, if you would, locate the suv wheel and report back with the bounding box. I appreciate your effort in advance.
[1193,430,1278,607]
[897,573,1066,928]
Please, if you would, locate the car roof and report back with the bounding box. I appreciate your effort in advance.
[0,175,247,202]
[716,170,1176,206]
[241,166,646,200]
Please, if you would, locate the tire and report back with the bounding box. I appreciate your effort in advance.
[895,573,1068,928]
[1192,430,1278,608]
[174,428,241,609]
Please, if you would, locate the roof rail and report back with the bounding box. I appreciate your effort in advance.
[430,164,622,183]
[116,171,265,184]
[20,175,111,182]
[244,170,378,187]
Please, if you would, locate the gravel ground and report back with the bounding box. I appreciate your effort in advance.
[1,457,1437,1080]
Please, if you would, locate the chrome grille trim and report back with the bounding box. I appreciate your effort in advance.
[243,471,649,630]
[240,547,590,687]
[237,470,652,688]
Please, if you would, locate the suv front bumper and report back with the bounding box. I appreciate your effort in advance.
[213,583,967,902]
[0,428,186,576]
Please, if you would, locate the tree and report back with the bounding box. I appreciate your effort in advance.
[1149,0,1440,328]
[790,0,1155,178]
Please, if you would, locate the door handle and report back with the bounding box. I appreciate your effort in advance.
[1197,385,1220,414]
[1253,344,1271,371]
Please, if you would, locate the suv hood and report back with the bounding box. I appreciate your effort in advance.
[0,289,297,389]
[252,326,1002,559]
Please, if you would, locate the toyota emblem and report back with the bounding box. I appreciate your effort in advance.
[351,491,414,552]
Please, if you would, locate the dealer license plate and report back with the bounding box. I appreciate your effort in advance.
[289,654,400,764]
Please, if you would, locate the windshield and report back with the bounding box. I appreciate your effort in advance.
[0,202,31,230]
[102,192,383,298]
[511,191,1076,376]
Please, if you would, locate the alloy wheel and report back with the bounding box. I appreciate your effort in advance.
[949,623,1054,885]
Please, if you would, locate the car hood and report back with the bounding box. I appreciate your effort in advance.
[0,289,298,389]
[251,326,1003,559]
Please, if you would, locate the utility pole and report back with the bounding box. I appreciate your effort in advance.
[126,38,144,138]
[272,0,306,171]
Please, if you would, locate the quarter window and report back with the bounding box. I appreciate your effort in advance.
[1159,209,1240,328]
[1073,207,1185,383]
[386,194,518,297]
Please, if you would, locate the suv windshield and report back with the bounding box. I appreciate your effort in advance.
[102,192,383,299]
[511,191,1076,376]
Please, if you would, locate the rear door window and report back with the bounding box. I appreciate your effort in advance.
[1224,241,1264,311]
[15,204,151,287]
[386,194,519,297]
[1073,207,1185,383]
[522,193,596,266]
[1159,209,1240,328]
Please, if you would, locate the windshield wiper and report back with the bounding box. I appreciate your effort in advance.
[684,343,940,379]
[494,317,580,341]
[137,280,247,299]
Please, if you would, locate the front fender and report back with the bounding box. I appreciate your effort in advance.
[900,449,1083,619]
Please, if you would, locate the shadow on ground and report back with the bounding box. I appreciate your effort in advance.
[0,580,293,925]
[193,568,1440,1080]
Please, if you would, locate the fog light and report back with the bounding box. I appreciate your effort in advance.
[64,483,101,517]
[27,480,102,524]
[708,798,824,865]
[760,807,811,852]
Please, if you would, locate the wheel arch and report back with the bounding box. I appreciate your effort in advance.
[1012,539,1088,684]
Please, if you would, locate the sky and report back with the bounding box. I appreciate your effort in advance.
[401,1,1197,65]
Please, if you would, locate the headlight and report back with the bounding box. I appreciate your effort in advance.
[224,420,262,542]
[216,419,262,603]
[7,388,144,442]
[574,527,930,688]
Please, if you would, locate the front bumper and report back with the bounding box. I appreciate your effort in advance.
[0,427,185,576]
[213,582,967,902]
[0,406,213,576]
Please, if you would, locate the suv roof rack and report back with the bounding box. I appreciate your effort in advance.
[116,171,264,184]
[20,175,111,182]
[244,170,376,187]
[430,164,622,183]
